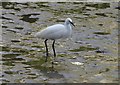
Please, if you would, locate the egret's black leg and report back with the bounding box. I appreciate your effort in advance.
[52,40,56,58]
[44,39,48,62]
[51,40,56,66]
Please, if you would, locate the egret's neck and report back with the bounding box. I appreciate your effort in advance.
[64,22,72,37]
[64,22,72,31]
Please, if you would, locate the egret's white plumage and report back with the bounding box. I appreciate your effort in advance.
[35,18,74,40]
[35,18,75,62]
[35,24,67,39]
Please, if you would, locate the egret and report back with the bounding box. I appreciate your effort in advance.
[35,18,75,62]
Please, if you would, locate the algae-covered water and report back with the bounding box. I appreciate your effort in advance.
[1,1,119,83]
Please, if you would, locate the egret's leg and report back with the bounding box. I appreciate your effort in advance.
[52,40,56,58]
[44,39,48,62]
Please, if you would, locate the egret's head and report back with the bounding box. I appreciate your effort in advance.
[65,18,75,27]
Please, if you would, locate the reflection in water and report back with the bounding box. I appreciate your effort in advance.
[39,67,64,79]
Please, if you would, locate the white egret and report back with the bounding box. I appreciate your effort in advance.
[35,18,75,62]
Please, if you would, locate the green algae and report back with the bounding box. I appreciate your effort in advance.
[69,46,98,52]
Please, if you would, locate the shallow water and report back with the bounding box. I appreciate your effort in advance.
[1,2,119,83]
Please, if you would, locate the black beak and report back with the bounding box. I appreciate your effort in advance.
[70,21,75,27]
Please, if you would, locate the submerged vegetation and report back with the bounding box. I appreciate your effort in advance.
[69,46,98,52]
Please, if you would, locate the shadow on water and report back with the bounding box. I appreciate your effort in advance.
[40,69,64,79]
[38,65,64,79]
[23,57,64,79]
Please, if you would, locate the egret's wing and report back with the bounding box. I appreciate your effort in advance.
[35,24,67,39]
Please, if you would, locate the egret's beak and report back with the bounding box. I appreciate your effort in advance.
[70,21,75,27]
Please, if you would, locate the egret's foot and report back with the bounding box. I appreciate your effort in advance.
[52,61,54,68]
[54,58,61,62]
[45,53,51,62]
[45,58,47,62]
